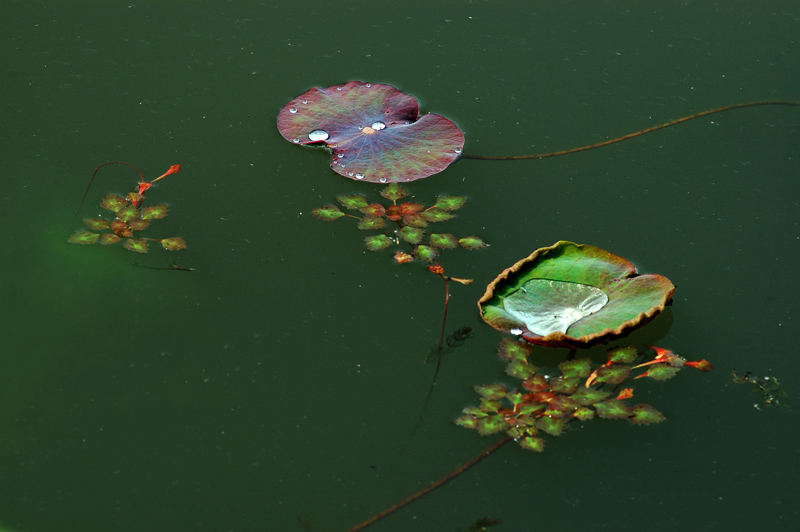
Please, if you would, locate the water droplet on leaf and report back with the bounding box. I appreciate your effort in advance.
[371,121,386,130]
[289,108,298,114]
[308,129,329,141]
[356,173,365,180]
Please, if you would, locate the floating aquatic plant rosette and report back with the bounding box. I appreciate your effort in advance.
[478,241,675,349]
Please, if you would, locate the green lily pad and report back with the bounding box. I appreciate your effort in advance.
[478,241,675,348]
[503,279,609,336]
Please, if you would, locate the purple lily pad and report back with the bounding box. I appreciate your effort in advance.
[277,81,465,183]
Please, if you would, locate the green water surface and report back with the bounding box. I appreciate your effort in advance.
[1,2,798,531]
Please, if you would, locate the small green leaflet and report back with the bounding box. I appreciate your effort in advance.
[364,234,393,251]
[141,204,169,220]
[434,195,467,211]
[629,404,665,425]
[379,183,408,202]
[123,238,149,254]
[413,245,438,262]
[429,233,458,249]
[68,231,100,245]
[357,216,385,230]
[458,236,487,250]
[312,205,345,221]
[337,194,369,209]
[161,237,187,251]
[397,226,424,244]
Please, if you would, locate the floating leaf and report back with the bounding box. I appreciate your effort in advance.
[476,415,507,436]
[475,384,507,401]
[545,395,579,417]
[380,183,408,202]
[685,359,714,371]
[505,359,538,380]
[607,346,639,364]
[277,81,465,183]
[458,236,488,250]
[123,238,148,253]
[641,364,680,381]
[454,415,478,430]
[616,388,635,400]
[394,251,414,263]
[593,399,632,419]
[413,245,438,262]
[100,194,127,212]
[479,241,675,348]
[100,234,121,245]
[337,194,369,210]
[479,398,502,413]
[83,218,109,230]
[506,390,525,406]
[397,226,424,244]
[68,231,99,245]
[399,203,425,215]
[594,365,632,385]
[128,219,150,231]
[423,208,454,223]
[110,220,131,237]
[497,338,533,362]
[364,234,393,251]
[519,435,545,452]
[161,237,187,251]
[434,195,467,211]
[359,203,386,217]
[403,213,428,228]
[386,205,403,221]
[116,204,140,223]
[570,388,610,406]
[126,192,144,206]
[522,373,549,394]
[550,376,580,395]
[140,204,168,220]
[429,233,458,249]
[572,407,595,421]
[312,205,345,221]
[558,358,593,380]
[629,404,666,425]
[535,416,566,436]
[357,216,385,230]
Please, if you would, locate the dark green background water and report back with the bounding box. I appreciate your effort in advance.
[2,1,798,531]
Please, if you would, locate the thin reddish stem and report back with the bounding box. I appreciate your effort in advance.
[461,101,800,161]
[72,161,146,227]
[342,436,512,532]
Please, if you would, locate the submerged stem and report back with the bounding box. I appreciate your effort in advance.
[461,100,800,161]
[342,436,512,532]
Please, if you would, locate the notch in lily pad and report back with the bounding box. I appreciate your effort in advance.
[478,241,675,348]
